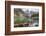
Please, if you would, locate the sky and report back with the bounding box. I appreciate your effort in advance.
[22,8,39,13]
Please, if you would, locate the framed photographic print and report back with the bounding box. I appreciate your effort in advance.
[5,1,45,35]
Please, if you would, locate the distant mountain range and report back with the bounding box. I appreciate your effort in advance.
[14,8,39,18]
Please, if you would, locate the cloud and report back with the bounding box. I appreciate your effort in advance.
[22,8,39,13]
